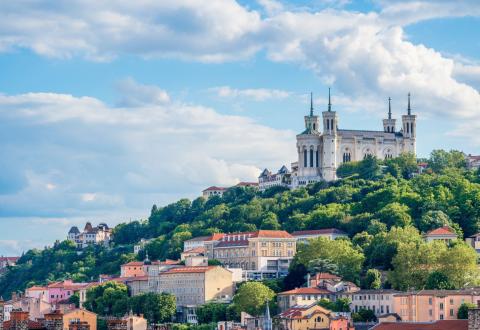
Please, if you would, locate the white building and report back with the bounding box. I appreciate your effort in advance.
[291,229,348,244]
[260,91,417,188]
[424,226,458,243]
[258,166,291,191]
[67,222,112,249]
[340,289,400,316]
[202,186,227,198]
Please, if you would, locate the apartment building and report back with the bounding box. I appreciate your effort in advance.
[393,289,480,322]
[204,230,296,279]
[340,289,399,316]
[277,287,332,312]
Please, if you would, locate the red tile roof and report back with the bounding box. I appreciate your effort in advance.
[203,186,227,192]
[312,272,342,281]
[279,287,331,295]
[205,233,226,241]
[26,286,47,291]
[162,266,218,274]
[0,257,19,262]
[122,261,144,267]
[291,229,347,236]
[370,320,468,330]
[252,230,293,238]
[182,247,206,254]
[425,226,457,237]
[277,305,331,319]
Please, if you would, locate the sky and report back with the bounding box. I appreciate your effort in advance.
[1,0,480,255]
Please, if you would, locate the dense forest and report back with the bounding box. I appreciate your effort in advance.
[1,150,480,297]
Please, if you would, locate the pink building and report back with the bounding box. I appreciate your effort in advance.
[46,280,89,305]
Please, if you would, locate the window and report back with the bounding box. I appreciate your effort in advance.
[450,309,454,316]
[310,149,314,167]
[439,303,444,310]
[429,298,432,305]
[450,299,453,305]
[327,120,330,130]
[343,152,351,163]
[429,309,432,316]
[440,314,444,320]
[316,150,319,167]
[304,150,307,167]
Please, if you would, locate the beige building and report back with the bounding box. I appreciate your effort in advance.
[393,289,480,322]
[157,266,233,306]
[275,304,352,330]
[277,287,332,312]
[63,309,97,330]
[340,289,399,316]
[107,313,147,330]
[204,230,296,280]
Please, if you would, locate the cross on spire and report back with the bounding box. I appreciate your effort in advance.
[388,97,392,119]
[328,87,332,112]
[407,92,411,115]
[310,92,313,116]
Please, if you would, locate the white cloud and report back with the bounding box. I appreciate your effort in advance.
[116,78,170,106]
[210,86,291,101]
[0,83,295,221]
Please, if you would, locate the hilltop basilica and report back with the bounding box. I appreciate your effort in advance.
[258,90,417,190]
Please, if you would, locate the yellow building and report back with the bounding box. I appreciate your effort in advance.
[277,287,332,312]
[275,304,346,330]
[63,309,97,330]
[204,230,296,279]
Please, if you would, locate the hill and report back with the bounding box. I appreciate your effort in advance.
[1,150,479,296]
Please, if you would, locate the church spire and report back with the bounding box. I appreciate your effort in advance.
[328,87,332,112]
[407,92,411,115]
[310,92,313,116]
[388,97,392,119]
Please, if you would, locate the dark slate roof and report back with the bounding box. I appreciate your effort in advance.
[68,226,80,234]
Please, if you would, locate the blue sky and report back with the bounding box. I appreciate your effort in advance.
[1,0,480,255]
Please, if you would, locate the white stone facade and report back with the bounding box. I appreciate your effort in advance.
[291,92,417,187]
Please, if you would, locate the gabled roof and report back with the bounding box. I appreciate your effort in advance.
[278,287,331,295]
[425,226,457,237]
[291,229,347,236]
[312,272,342,281]
[276,304,331,319]
[259,168,271,178]
[252,230,293,239]
[277,165,290,174]
[68,226,80,234]
[26,286,47,291]
[370,320,468,330]
[122,261,144,267]
[203,186,227,192]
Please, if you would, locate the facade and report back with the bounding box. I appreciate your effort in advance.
[204,230,296,280]
[340,289,399,316]
[67,223,111,249]
[291,229,348,244]
[183,236,215,252]
[202,187,227,199]
[264,91,416,188]
[275,304,352,330]
[308,272,359,294]
[62,309,97,330]
[392,289,480,322]
[466,154,480,170]
[106,314,147,330]
[0,257,19,271]
[258,166,291,191]
[370,320,468,330]
[3,310,46,330]
[277,288,332,312]
[465,233,480,253]
[424,226,458,243]
[46,281,90,305]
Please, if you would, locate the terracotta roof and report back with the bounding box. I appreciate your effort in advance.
[203,186,227,192]
[185,236,212,242]
[292,229,347,236]
[3,320,46,330]
[370,320,468,330]
[182,247,206,254]
[279,287,331,295]
[277,304,331,319]
[312,272,342,281]
[0,257,19,262]
[205,233,226,241]
[252,230,293,239]
[122,261,144,267]
[26,286,47,291]
[425,226,457,237]
[162,266,219,274]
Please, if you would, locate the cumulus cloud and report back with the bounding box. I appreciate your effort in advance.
[0,82,295,222]
[210,86,291,101]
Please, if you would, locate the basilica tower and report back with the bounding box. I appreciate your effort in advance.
[402,93,416,154]
[383,97,396,133]
[321,88,338,181]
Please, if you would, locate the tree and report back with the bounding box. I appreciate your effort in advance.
[260,212,281,230]
[352,308,376,322]
[458,302,477,319]
[318,298,351,312]
[69,292,80,308]
[425,271,454,290]
[232,282,275,316]
[375,203,412,228]
[84,281,129,316]
[363,269,381,289]
[429,150,466,173]
[282,263,308,291]
[307,258,338,275]
[294,237,365,283]
[129,293,176,323]
[196,303,228,324]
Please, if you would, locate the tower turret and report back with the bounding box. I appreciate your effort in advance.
[303,92,320,134]
[321,88,338,181]
[402,92,417,154]
[383,97,396,133]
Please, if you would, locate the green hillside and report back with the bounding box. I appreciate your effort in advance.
[1,150,480,297]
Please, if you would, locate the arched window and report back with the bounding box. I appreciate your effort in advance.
[316,150,319,167]
[406,123,410,133]
[327,120,330,130]
[411,123,414,135]
[304,149,307,167]
[331,119,334,130]
[313,123,316,131]
[310,149,314,167]
[343,152,351,163]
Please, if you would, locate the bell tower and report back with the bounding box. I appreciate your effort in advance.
[304,92,320,134]
[402,93,417,153]
[383,97,396,133]
[322,88,338,181]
